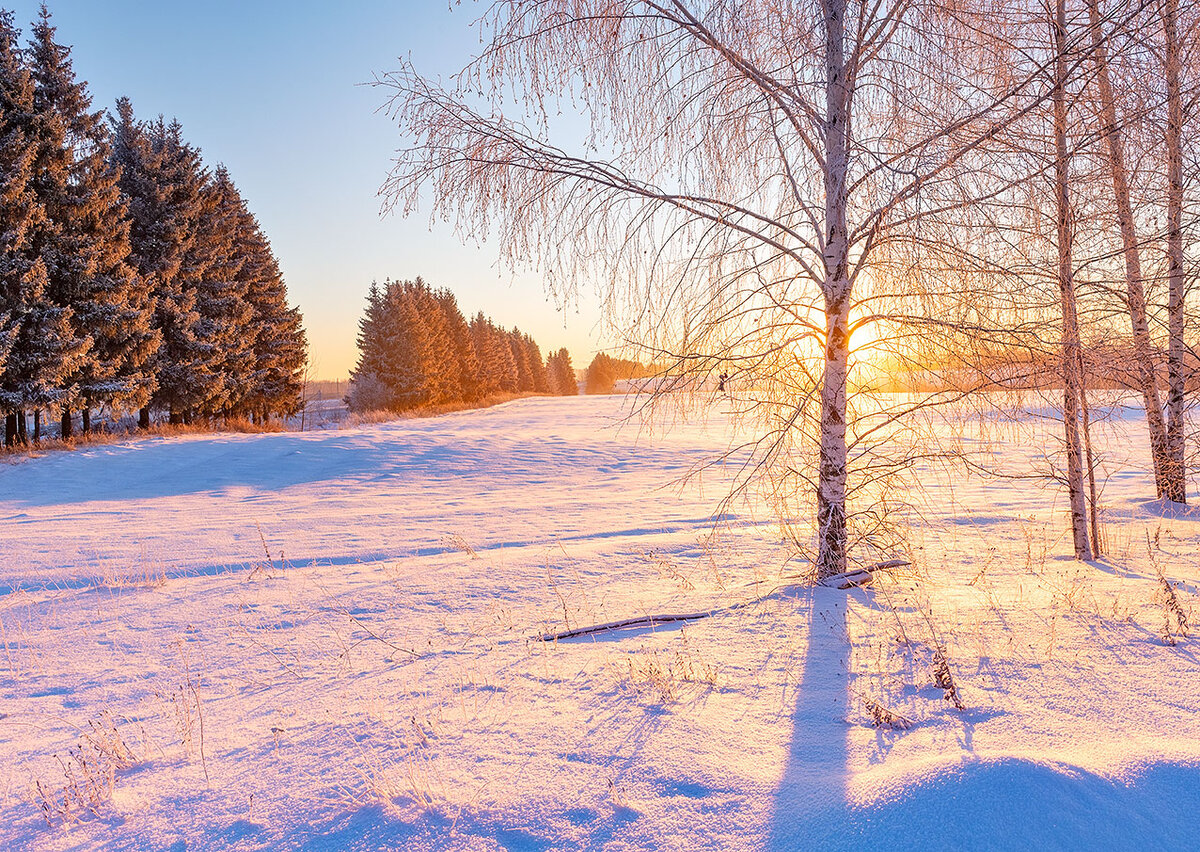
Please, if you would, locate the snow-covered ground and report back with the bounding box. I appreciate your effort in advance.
[1,395,1198,850]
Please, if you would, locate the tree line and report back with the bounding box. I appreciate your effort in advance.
[582,353,654,394]
[347,277,577,412]
[0,8,306,446]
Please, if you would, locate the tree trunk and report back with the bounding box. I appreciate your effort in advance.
[1080,365,1102,556]
[61,408,73,439]
[1054,0,1093,560]
[817,0,852,579]
[82,407,91,434]
[1085,0,1170,498]
[16,411,27,445]
[4,413,15,447]
[1162,0,1187,504]
[169,409,182,425]
[139,406,150,430]
[33,410,40,443]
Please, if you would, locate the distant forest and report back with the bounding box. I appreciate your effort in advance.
[348,278,578,412]
[582,353,656,394]
[0,9,306,446]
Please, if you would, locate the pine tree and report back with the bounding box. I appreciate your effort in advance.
[111,102,206,426]
[234,206,305,421]
[435,288,479,402]
[509,327,533,392]
[547,347,577,395]
[0,11,84,444]
[184,165,255,419]
[523,334,551,394]
[29,8,155,436]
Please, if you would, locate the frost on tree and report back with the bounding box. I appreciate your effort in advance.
[378,0,1126,576]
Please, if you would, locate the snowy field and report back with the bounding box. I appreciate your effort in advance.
[1,395,1199,850]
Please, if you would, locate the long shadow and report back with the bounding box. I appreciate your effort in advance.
[767,591,1200,851]
[0,425,716,509]
[766,585,852,848]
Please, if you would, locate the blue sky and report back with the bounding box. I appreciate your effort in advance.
[10,1,607,379]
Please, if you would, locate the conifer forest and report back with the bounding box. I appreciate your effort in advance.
[0,8,306,446]
[347,277,578,412]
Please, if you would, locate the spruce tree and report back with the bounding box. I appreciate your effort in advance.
[509,328,534,392]
[235,202,305,420]
[493,322,519,393]
[547,348,577,395]
[468,312,499,397]
[29,9,155,436]
[111,103,206,426]
[404,279,457,403]
[388,285,436,409]
[435,289,480,402]
[184,165,255,419]
[523,334,551,394]
[0,11,83,444]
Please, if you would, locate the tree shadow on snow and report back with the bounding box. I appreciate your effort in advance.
[766,588,1200,850]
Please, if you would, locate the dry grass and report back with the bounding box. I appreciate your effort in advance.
[1,418,285,462]
[345,392,552,428]
[617,631,721,703]
[35,712,139,827]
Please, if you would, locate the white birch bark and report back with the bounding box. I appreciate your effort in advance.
[1053,0,1093,560]
[817,0,852,578]
[1084,0,1171,499]
[1162,0,1188,504]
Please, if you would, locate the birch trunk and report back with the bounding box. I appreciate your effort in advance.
[1085,0,1171,498]
[1054,0,1093,560]
[817,0,852,578]
[1162,0,1188,504]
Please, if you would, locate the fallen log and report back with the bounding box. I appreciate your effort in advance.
[539,611,717,642]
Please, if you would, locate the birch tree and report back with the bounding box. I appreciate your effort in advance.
[380,0,1071,577]
[1159,0,1194,503]
[1083,0,1177,501]
[1052,0,1094,558]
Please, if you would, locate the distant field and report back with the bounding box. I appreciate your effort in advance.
[1,395,1198,850]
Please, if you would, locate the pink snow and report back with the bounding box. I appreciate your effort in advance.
[1,395,1198,850]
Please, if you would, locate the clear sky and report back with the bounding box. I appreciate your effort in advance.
[10,1,608,379]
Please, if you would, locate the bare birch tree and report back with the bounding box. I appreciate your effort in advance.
[1083,0,1177,501]
[1053,0,1094,558]
[1160,0,1192,503]
[379,0,1083,578]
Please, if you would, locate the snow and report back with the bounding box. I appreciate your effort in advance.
[1,395,1198,850]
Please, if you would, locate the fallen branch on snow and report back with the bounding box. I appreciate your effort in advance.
[537,559,912,642]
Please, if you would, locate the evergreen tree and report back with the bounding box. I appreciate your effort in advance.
[235,203,305,420]
[0,12,83,444]
[388,285,436,409]
[471,315,517,394]
[184,165,253,418]
[28,8,155,436]
[585,352,617,394]
[509,327,533,392]
[352,280,386,384]
[406,279,458,403]
[111,102,206,426]
[435,287,479,402]
[546,347,577,395]
[468,312,500,396]
[523,334,551,394]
